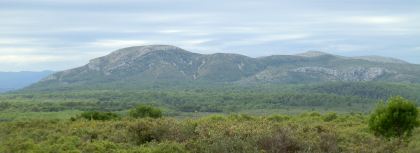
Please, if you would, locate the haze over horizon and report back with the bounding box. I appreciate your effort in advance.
[1,0,419,71]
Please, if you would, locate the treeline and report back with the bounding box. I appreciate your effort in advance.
[1,82,419,116]
[0,91,375,113]
[304,82,420,101]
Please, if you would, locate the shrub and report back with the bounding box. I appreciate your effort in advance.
[257,127,302,153]
[130,105,163,118]
[81,140,118,153]
[369,96,419,138]
[128,120,158,144]
[309,112,321,117]
[202,115,227,121]
[323,112,338,122]
[319,132,340,153]
[228,114,255,121]
[127,119,197,145]
[267,115,290,122]
[137,141,189,153]
[79,111,120,121]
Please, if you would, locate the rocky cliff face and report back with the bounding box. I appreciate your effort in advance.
[28,45,420,90]
[291,66,395,81]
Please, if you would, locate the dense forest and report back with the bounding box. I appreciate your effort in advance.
[1,82,419,120]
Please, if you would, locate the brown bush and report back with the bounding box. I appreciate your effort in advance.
[319,132,340,153]
[257,127,302,153]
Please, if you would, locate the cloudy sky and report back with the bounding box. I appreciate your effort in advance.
[1,0,419,71]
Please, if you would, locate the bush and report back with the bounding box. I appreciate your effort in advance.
[130,105,163,118]
[319,131,340,153]
[79,111,120,121]
[267,115,290,122]
[369,96,419,138]
[128,120,158,144]
[128,119,183,145]
[228,114,255,121]
[137,141,189,153]
[323,112,338,122]
[257,127,302,153]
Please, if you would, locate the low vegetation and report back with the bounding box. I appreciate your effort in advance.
[129,105,163,119]
[0,98,419,153]
[76,111,120,121]
[1,82,419,152]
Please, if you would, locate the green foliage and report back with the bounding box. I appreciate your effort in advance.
[323,112,338,122]
[78,111,120,121]
[129,105,163,118]
[267,114,290,122]
[257,127,302,153]
[369,96,419,138]
[227,114,255,121]
[305,82,420,101]
[137,141,189,153]
[0,113,417,153]
[2,82,420,120]
[2,82,420,152]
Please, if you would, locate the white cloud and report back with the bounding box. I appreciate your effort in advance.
[341,16,405,25]
[226,34,310,46]
[0,37,50,46]
[181,39,212,46]
[0,55,66,63]
[156,29,213,37]
[0,38,31,45]
[0,0,419,71]
[157,29,185,34]
[255,34,310,42]
[0,47,40,54]
[89,39,150,48]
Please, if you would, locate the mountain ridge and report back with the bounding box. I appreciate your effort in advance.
[26,45,420,91]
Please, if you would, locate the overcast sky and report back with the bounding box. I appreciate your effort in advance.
[1,0,419,71]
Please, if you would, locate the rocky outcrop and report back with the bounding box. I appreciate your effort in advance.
[292,67,394,81]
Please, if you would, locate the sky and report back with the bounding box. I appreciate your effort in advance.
[0,0,419,71]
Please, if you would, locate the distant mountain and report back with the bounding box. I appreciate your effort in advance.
[0,71,54,92]
[25,45,420,91]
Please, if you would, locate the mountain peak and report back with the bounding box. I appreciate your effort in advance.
[84,45,198,74]
[119,45,181,50]
[90,45,192,64]
[110,45,185,56]
[296,51,331,57]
